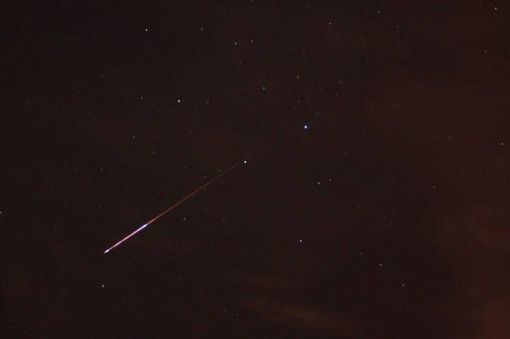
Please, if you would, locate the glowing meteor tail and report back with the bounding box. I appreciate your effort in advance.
[103,161,244,254]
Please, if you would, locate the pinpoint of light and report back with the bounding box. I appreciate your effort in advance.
[303,124,309,130]
[243,160,247,164]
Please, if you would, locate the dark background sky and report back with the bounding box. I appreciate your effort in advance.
[3,1,509,338]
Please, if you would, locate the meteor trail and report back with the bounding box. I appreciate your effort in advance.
[103,161,244,254]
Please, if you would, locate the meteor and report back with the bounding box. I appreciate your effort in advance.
[103,161,245,254]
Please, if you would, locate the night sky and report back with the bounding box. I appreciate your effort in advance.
[3,1,510,338]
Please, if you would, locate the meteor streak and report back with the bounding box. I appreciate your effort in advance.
[103,161,244,254]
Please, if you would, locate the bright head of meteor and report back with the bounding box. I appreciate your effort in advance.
[103,223,149,254]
